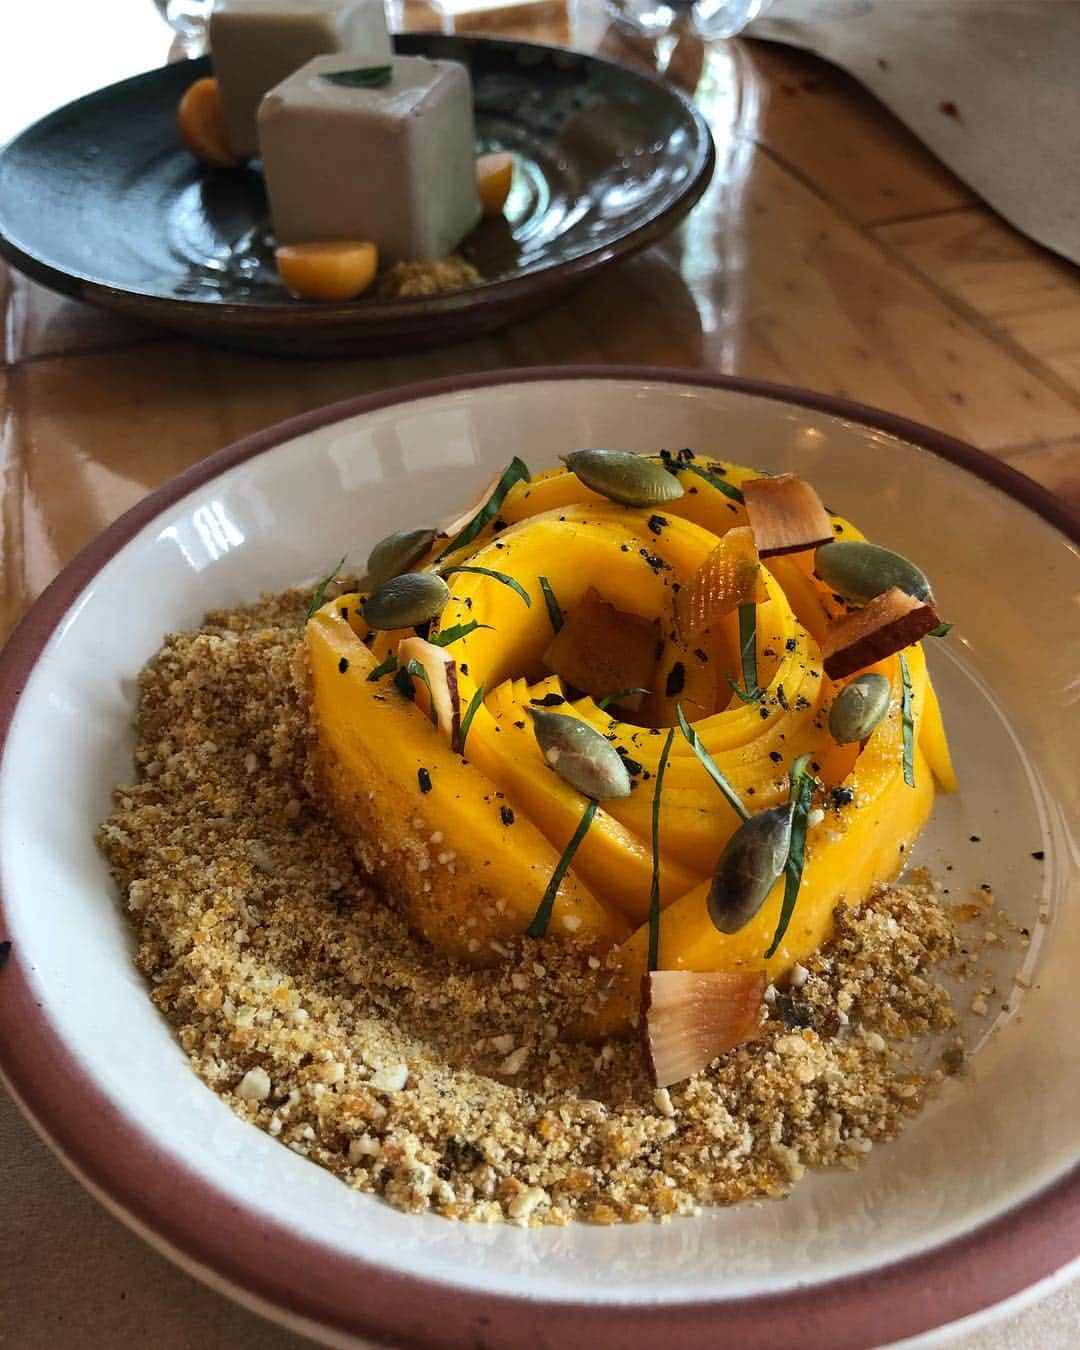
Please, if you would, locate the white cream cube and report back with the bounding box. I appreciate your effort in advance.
[259,54,483,263]
[209,0,392,159]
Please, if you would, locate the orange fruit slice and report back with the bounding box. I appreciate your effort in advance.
[177,77,237,169]
[476,152,513,217]
[275,241,379,302]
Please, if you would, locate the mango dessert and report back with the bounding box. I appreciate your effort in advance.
[303,448,957,1086]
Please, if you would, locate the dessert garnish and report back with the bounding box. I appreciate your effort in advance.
[562,449,686,507]
[275,241,379,302]
[539,575,563,632]
[435,457,530,560]
[815,539,932,604]
[321,64,393,88]
[363,528,436,589]
[306,555,346,619]
[476,152,514,216]
[822,586,941,679]
[742,472,834,557]
[363,571,449,628]
[177,77,237,168]
[828,671,891,744]
[642,969,767,1088]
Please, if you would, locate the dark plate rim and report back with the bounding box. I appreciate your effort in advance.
[0,39,716,331]
[1,366,1078,1350]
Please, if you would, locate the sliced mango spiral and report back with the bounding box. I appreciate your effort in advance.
[305,454,956,1034]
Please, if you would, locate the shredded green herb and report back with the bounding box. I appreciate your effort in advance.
[444,565,531,607]
[525,798,599,939]
[321,65,392,88]
[406,658,438,726]
[430,620,490,647]
[539,575,562,633]
[676,703,751,822]
[725,603,762,703]
[765,753,815,959]
[597,687,650,711]
[681,462,745,504]
[366,652,398,681]
[648,728,676,970]
[306,556,346,620]
[392,665,415,701]
[457,684,485,755]
[434,457,530,562]
[899,652,916,787]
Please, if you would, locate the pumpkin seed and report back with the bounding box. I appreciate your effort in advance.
[362,528,436,590]
[528,707,632,800]
[562,449,685,508]
[707,805,792,934]
[814,540,932,604]
[828,672,891,744]
[363,571,449,630]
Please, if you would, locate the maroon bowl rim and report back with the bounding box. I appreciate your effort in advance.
[1,365,1078,1350]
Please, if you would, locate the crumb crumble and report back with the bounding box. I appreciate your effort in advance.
[98,590,974,1227]
[375,256,482,299]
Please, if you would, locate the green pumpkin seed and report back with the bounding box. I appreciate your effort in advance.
[528,707,632,800]
[363,572,449,630]
[814,540,932,604]
[828,672,891,744]
[562,449,685,508]
[707,805,792,934]
[361,528,435,590]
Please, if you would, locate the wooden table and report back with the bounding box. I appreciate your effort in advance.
[2,2,1079,1346]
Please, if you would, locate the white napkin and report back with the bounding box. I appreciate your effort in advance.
[748,0,1080,264]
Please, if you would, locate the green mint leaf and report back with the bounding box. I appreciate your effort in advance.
[539,576,562,633]
[899,652,916,788]
[525,798,598,939]
[366,653,398,681]
[444,565,531,607]
[457,684,485,756]
[322,65,393,89]
[647,727,676,971]
[765,753,816,959]
[430,620,490,647]
[676,702,751,822]
[306,556,346,620]
[434,458,530,562]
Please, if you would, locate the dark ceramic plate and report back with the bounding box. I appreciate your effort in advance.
[0,36,714,355]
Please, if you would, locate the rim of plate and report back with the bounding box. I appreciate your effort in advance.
[1,367,1078,1350]
[0,39,716,331]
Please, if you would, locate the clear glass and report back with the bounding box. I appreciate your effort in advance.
[150,0,214,56]
[605,0,773,41]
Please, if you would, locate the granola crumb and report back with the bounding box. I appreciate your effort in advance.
[97,589,970,1227]
[375,256,482,299]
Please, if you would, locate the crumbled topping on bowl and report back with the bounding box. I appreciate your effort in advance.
[97,589,971,1226]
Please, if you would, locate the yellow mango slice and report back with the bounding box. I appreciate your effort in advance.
[305,605,628,959]
[303,451,956,1040]
[586,646,936,1035]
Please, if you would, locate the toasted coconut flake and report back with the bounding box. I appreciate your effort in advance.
[684,527,768,631]
[743,474,834,558]
[822,586,940,680]
[397,636,462,748]
[437,466,507,540]
[641,968,766,1087]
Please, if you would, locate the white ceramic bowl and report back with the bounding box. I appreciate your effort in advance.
[1,370,1077,1350]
